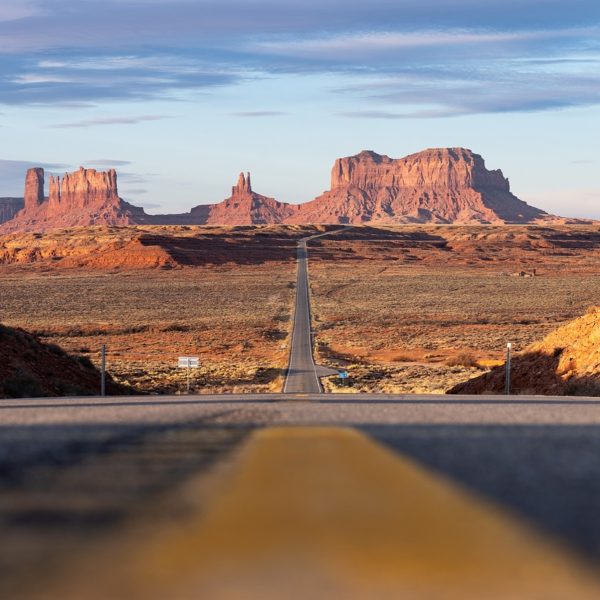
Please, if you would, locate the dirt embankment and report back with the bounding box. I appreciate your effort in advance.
[449,307,600,395]
[0,225,323,271]
[0,324,130,398]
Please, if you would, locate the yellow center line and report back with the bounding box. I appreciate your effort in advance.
[46,427,600,599]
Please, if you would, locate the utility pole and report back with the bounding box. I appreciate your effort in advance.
[505,342,512,396]
[101,344,106,397]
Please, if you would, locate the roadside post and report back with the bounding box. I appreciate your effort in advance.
[100,344,106,397]
[178,356,199,394]
[505,343,512,396]
[338,370,349,387]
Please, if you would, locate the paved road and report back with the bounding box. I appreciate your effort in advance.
[283,232,338,393]
[4,394,600,599]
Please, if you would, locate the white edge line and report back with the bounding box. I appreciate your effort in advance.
[283,245,301,393]
[284,227,354,394]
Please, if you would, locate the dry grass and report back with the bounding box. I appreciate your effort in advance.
[0,265,295,393]
[3,223,600,395]
[308,225,600,393]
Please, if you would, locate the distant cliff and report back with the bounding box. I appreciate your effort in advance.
[287,148,548,224]
[0,198,24,225]
[1,167,147,233]
[189,172,298,225]
[0,149,557,232]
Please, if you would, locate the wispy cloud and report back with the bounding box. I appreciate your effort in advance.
[118,172,156,184]
[50,115,171,128]
[0,158,69,174]
[0,53,239,104]
[84,159,133,166]
[1,1,598,54]
[334,64,600,117]
[121,188,149,195]
[230,111,287,117]
[0,1,40,23]
[138,202,162,209]
[0,0,598,118]
[339,110,410,119]
[12,74,72,84]
[255,27,597,59]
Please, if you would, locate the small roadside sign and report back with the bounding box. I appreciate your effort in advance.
[338,371,349,379]
[178,357,199,394]
[178,357,199,368]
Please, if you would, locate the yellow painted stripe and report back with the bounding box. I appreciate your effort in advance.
[47,427,600,599]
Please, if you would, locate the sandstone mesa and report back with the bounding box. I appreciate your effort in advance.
[0,148,564,233]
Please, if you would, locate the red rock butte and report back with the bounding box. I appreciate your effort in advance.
[0,148,563,233]
[286,148,549,225]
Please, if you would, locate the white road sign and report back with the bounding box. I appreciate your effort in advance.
[178,357,199,368]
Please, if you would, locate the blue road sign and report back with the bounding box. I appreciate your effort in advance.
[338,371,349,379]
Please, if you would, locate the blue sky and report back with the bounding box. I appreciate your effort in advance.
[1,0,599,217]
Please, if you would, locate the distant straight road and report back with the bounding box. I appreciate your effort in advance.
[283,231,338,393]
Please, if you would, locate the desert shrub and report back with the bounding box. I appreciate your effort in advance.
[393,354,415,362]
[159,323,191,332]
[273,314,290,323]
[123,325,150,334]
[3,372,45,398]
[254,367,283,383]
[446,353,480,368]
[262,329,287,340]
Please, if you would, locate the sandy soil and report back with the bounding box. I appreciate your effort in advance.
[308,225,600,393]
[0,266,295,394]
[2,223,600,395]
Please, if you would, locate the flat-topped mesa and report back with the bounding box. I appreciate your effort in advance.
[232,172,252,196]
[330,148,510,192]
[48,167,120,212]
[288,146,547,225]
[0,166,145,233]
[24,168,45,211]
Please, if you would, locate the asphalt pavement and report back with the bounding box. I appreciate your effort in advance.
[283,232,338,393]
[3,394,600,598]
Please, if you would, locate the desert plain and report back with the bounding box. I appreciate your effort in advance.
[2,223,600,395]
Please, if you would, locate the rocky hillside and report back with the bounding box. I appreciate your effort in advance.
[0,324,130,398]
[448,307,600,395]
[288,148,549,224]
[1,167,148,233]
[190,172,298,225]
